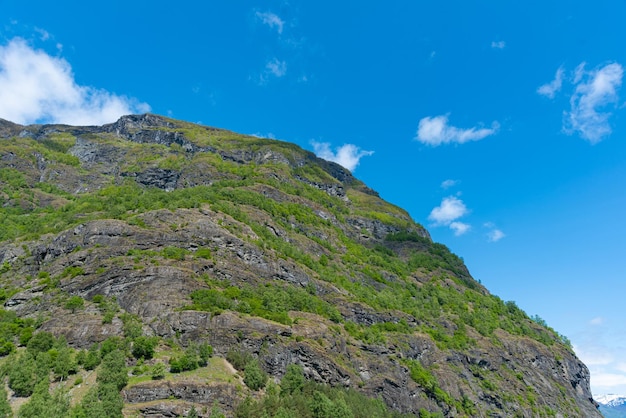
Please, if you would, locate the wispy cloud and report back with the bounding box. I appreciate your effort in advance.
[537,67,564,99]
[591,372,626,389]
[265,58,287,78]
[441,179,458,189]
[256,11,285,34]
[572,317,626,395]
[484,222,505,242]
[253,58,288,85]
[0,37,149,125]
[250,132,276,140]
[450,221,471,236]
[311,141,373,172]
[491,41,506,50]
[487,229,505,242]
[564,62,623,143]
[34,27,50,41]
[428,196,470,235]
[590,317,605,326]
[416,114,499,146]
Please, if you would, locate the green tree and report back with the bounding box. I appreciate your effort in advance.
[0,339,14,356]
[64,296,85,313]
[151,362,166,380]
[18,380,70,418]
[26,331,55,354]
[131,336,158,360]
[193,342,213,366]
[80,383,123,418]
[310,391,334,418]
[83,344,102,370]
[100,337,127,357]
[120,313,142,339]
[0,386,12,418]
[281,364,305,396]
[53,346,77,380]
[274,407,297,418]
[243,359,267,391]
[8,352,38,397]
[18,327,34,346]
[97,350,128,390]
[331,397,354,418]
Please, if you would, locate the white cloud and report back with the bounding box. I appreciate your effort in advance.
[0,38,150,125]
[441,179,458,189]
[450,221,471,236]
[487,229,505,242]
[591,373,626,388]
[572,319,626,395]
[564,62,623,143]
[574,344,614,367]
[265,58,287,78]
[428,196,468,225]
[590,317,605,326]
[311,141,374,172]
[250,132,276,140]
[483,222,506,242]
[416,114,499,146]
[537,67,564,99]
[573,62,586,84]
[491,41,506,49]
[34,27,50,41]
[253,58,288,86]
[256,11,285,34]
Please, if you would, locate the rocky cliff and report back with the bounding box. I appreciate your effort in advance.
[0,114,600,417]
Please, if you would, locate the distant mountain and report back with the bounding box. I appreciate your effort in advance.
[597,394,626,417]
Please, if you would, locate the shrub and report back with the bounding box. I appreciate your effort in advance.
[131,336,158,360]
[244,360,267,391]
[65,296,85,313]
[168,343,212,373]
[7,352,38,397]
[281,364,305,396]
[27,331,55,353]
[151,362,166,380]
[226,350,254,371]
[97,350,128,391]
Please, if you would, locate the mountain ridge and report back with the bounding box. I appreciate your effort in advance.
[0,114,601,417]
[596,394,626,418]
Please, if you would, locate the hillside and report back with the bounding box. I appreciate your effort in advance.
[0,114,600,417]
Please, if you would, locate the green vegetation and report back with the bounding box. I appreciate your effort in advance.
[65,295,85,313]
[235,364,411,418]
[169,342,213,373]
[243,359,268,391]
[189,282,341,325]
[404,359,454,407]
[0,308,36,356]
[0,116,582,417]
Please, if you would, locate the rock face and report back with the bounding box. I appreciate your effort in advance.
[122,381,238,408]
[0,114,601,417]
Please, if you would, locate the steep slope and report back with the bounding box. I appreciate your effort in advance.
[0,114,600,417]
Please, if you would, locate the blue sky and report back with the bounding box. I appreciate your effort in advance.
[2,0,626,396]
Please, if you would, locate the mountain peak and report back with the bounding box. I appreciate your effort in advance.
[596,394,626,405]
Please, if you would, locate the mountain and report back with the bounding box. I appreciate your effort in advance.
[597,394,626,417]
[0,114,601,417]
